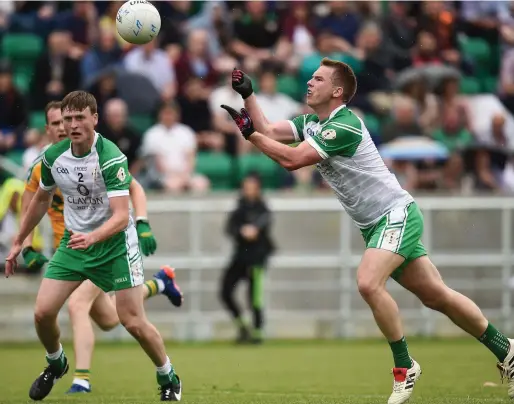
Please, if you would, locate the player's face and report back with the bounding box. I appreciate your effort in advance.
[45,108,66,144]
[306,66,342,108]
[62,107,98,147]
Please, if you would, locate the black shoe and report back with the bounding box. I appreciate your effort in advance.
[236,327,251,344]
[160,374,182,401]
[29,359,69,401]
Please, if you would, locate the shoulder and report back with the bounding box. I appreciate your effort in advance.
[96,135,127,167]
[325,108,363,135]
[43,139,71,168]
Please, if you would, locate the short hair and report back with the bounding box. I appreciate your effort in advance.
[320,57,357,104]
[44,101,62,124]
[61,91,98,115]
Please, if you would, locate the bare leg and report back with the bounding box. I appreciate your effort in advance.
[35,278,81,353]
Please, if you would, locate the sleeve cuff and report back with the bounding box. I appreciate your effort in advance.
[288,120,301,143]
[39,179,56,192]
[306,137,329,159]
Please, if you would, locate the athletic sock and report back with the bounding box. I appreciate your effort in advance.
[156,356,178,386]
[389,337,413,369]
[145,279,165,297]
[45,344,66,372]
[73,369,90,389]
[478,323,511,362]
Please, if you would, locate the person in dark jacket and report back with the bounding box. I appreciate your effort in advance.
[220,173,274,344]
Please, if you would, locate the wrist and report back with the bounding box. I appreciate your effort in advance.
[136,217,148,223]
[22,246,35,255]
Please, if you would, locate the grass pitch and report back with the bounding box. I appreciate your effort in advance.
[0,338,509,403]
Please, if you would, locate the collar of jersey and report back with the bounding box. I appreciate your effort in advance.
[71,132,99,158]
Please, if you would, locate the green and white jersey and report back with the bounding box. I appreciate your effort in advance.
[288,105,413,229]
[39,132,133,234]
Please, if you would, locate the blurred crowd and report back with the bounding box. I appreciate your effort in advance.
[0,1,513,194]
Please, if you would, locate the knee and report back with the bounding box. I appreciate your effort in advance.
[357,275,382,302]
[96,318,118,332]
[118,310,145,338]
[34,305,58,326]
[67,295,90,321]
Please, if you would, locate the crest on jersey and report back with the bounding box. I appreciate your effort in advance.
[322,129,336,140]
[117,167,126,182]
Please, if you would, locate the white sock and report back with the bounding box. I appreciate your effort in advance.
[155,278,165,293]
[46,344,63,360]
[72,378,90,389]
[156,356,172,375]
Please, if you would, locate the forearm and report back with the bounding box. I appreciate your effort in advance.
[129,179,148,219]
[16,192,51,245]
[20,191,36,247]
[244,94,271,134]
[89,211,129,245]
[249,132,297,170]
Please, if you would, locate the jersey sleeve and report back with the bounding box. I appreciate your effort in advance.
[25,161,42,193]
[288,114,308,142]
[306,122,363,159]
[100,153,132,198]
[39,154,56,191]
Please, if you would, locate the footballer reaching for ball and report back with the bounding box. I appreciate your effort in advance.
[6,92,182,402]
[221,59,514,404]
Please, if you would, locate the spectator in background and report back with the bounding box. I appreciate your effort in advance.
[0,60,27,152]
[177,77,224,152]
[432,107,474,190]
[96,98,142,175]
[140,101,209,193]
[22,129,47,171]
[30,30,82,110]
[80,26,122,87]
[400,77,439,135]
[474,113,511,191]
[316,2,361,46]
[99,0,131,51]
[174,29,219,96]
[499,48,514,114]
[220,173,274,345]
[231,1,288,73]
[435,77,472,131]
[381,96,423,143]
[412,31,443,67]
[123,35,176,102]
[87,70,118,116]
[156,0,191,63]
[209,73,245,155]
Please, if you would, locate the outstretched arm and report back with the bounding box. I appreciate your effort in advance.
[15,187,53,246]
[129,178,148,220]
[129,178,157,256]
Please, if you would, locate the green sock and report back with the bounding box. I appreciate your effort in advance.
[156,358,178,386]
[45,346,67,373]
[389,337,413,368]
[478,323,511,362]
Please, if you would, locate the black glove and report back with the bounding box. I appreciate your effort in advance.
[232,68,254,99]
[220,105,255,139]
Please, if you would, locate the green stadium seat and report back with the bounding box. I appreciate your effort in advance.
[129,114,153,134]
[29,111,46,131]
[195,151,234,190]
[237,152,283,189]
[2,34,43,61]
[5,150,24,166]
[459,37,492,78]
[459,77,481,94]
[482,76,498,94]
[364,114,380,134]
[13,71,31,94]
[277,75,302,101]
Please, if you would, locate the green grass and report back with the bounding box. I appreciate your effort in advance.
[0,338,510,403]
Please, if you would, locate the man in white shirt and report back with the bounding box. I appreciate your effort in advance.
[140,102,209,193]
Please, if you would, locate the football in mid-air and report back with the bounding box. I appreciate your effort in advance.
[116,0,161,45]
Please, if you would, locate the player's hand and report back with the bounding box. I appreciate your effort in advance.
[232,68,253,99]
[241,224,259,241]
[22,247,49,271]
[5,241,22,278]
[137,219,157,256]
[220,105,255,139]
[67,231,94,250]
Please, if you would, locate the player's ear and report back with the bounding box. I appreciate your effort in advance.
[93,113,98,127]
[333,86,343,99]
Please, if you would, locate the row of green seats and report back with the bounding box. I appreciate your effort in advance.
[195,151,286,190]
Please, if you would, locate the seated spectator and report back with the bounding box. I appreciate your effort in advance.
[412,31,444,67]
[381,96,423,143]
[435,77,472,131]
[87,71,118,116]
[432,107,474,190]
[139,101,209,193]
[0,60,27,152]
[400,76,440,135]
[22,129,47,171]
[99,1,132,51]
[96,98,142,175]
[123,35,176,102]
[174,29,219,96]
[499,48,514,114]
[80,26,123,87]
[315,2,361,46]
[30,30,82,110]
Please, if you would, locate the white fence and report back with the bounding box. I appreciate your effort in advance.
[0,194,513,341]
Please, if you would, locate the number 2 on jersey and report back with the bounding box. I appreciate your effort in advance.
[78,173,84,183]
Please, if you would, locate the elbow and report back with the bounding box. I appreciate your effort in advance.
[283,160,301,171]
[117,212,130,231]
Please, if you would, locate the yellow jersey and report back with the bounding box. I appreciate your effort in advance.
[25,158,65,250]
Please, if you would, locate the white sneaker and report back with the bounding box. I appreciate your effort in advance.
[387,359,421,404]
[497,338,514,398]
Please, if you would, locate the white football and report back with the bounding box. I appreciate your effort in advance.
[116,0,161,45]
